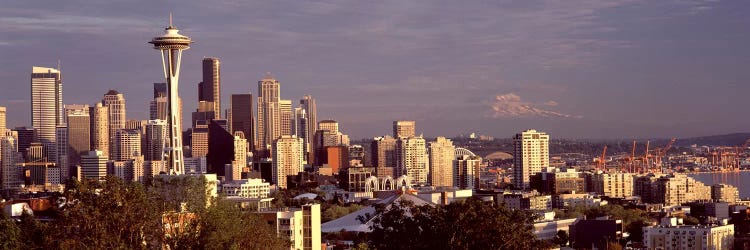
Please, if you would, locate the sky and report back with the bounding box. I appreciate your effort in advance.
[1,0,749,139]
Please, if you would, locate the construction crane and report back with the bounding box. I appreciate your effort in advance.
[643,141,650,173]
[630,140,637,173]
[597,145,608,171]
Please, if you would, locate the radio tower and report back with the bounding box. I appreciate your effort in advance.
[148,15,192,175]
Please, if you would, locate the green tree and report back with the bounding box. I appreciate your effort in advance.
[369,197,540,249]
[0,214,21,249]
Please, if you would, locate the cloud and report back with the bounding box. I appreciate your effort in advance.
[488,93,581,119]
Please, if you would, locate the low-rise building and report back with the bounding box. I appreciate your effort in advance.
[222,178,270,198]
[643,217,734,250]
[569,216,623,249]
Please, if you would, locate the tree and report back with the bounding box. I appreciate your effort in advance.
[553,230,569,247]
[369,197,540,249]
[0,214,21,249]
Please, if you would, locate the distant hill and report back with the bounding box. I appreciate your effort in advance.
[676,133,750,147]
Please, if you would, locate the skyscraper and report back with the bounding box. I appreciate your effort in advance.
[279,99,293,137]
[272,135,304,189]
[292,107,308,161]
[102,90,126,158]
[55,126,68,180]
[199,57,221,119]
[150,83,183,133]
[90,103,109,157]
[144,120,166,161]
[30,66,63,157]
[113,129,141,161]
[149,17,192,175]
[512,129,550,190]
[454,154,481,190]
[1,131,21,190]
[393,120,416,139]
[257,75,281,154]
[396,136,428,186]
[230,94,254,152]
[65,105,91,167]
[371,135,397,177]
[300,95,317,163]
[429,137,455,187]
[207,120,234,177]
[0,106,6,133]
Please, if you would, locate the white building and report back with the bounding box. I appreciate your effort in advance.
[590,172,634,198]
[428,137,455,187]
[643,217,734,250]
[1,131,22,190]
[396,136,428,186]
[222,178,270,198]
[31,66,63,156]
[273,135,304,189]
[113,129,141,161]
[512,129,549,190]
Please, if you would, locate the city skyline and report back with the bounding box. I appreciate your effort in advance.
[2,1,750,139]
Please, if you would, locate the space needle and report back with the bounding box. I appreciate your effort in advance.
[149,15,192,175]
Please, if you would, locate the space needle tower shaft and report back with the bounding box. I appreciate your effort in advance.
[149,15,192,175]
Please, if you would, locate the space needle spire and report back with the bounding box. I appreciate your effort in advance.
[149,15,192,175]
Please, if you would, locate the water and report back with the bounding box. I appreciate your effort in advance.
[688,171,750,199]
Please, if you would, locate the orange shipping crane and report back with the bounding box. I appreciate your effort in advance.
[656,138,677,168]
[630,140,637,173]
[597,145,608,171]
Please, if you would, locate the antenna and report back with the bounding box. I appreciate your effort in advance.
[169,13,173,27]
[57,59,62,80]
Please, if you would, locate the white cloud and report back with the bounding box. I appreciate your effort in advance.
[488,93,581,119]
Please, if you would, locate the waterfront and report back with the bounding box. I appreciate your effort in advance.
[688,171,750,199]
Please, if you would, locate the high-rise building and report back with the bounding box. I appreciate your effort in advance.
[81,150,107,180]
[396,136,428,186]
[292,107,308,153]
[113,129,141,161]
[312,120,350,166]
[324,146,349,174]
[371,135,397,178]
[230,131,248,181]
[300,95,317,163]
[393,120,416,139]
[191,125,209,158]
[149,18,192,175]
[30,66,63,149]
[64,105,91,163]
[55,126,68,181]
[207,119,234,177]
[144,120,167,161]
[454,154,481,190]
[257,75,281,154]
[512,129,550,190]
[102,90,126,158]
[318,120,339,134]
[199,57,221,119]
[257,204,321,250]
[0,106,6,133]
[1,131,21,190]
[279,99,293,137]
[272,135,304,189]
[11,127,34,159]
[90,103,109,157]
[429,137,455,187]
[150,83,183,133]
[230,94,254,152]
